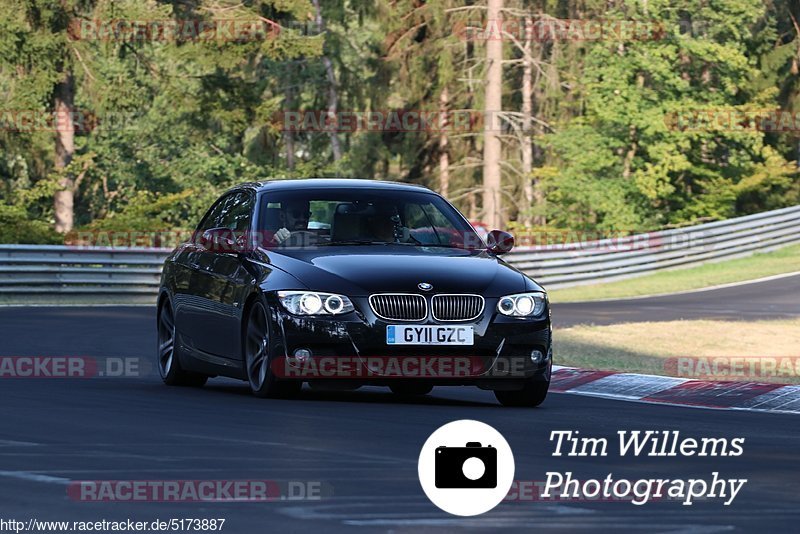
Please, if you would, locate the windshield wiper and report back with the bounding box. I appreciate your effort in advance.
[404,233,423,246]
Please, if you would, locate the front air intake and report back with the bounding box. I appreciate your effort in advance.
[431,294,484,321]
[369,294,428,321]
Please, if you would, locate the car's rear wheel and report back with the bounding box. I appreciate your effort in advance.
[157,298,208,387]
[494,380,548,407]
[389,383,434,396]
[244,300,301,398]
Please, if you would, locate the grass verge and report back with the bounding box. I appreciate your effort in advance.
[548,243,800,303]
[555,318,800,384]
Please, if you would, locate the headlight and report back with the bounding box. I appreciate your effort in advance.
[497,292,546,317]
[277,291,355,316]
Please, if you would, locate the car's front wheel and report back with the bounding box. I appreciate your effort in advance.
[244,300,301,398]
[494,380,548,407]
[157,298,208,387]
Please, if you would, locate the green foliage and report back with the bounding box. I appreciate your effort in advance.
[81,189,207,233]
[0,169,61,243]
[541,0,792,231]
[0,203,61,244]
[0,0,799,240]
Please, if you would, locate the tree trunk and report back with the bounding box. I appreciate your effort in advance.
[521,15,533,228]
[532,37,546,227]
[468,190,477,220]
[312,0,343,162]
[284,80,296,171]
[438,86,450,198]
[482,0,504,229]
[54,70,75,234]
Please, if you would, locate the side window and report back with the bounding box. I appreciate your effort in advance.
[197,196,229,233]
[197,192,253,233]
[216,192,253,232]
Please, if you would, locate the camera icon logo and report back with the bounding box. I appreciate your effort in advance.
[418,420,515,516]
[435,442,497,488]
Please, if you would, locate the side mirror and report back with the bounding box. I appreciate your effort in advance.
[486,230,514,254]
[198,227,253,254]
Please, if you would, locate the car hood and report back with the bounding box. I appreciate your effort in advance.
[262,246,539,297]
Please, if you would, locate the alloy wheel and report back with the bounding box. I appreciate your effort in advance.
[245,302,270,391]
[157,301,176,378]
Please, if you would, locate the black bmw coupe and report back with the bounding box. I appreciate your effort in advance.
[157,179,552,407]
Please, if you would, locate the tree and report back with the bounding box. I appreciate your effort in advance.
[482,0,504,229]
[2,0,799,242]
[312,0,343,162]
[0,0,85,232]
[542,0,790,230]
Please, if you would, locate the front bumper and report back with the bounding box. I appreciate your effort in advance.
[267,294,552,388]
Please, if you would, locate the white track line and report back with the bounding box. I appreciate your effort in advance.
[0,471,70,485]
[557,270,800,303]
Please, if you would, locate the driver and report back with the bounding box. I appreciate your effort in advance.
[273,200,311,245]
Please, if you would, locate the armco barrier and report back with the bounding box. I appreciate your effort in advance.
[504,204,800,288]
[0,205,798,303]
[0,245,170,304]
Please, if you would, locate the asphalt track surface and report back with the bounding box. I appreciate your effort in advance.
[554,273,800,326]
[1,278,799,533]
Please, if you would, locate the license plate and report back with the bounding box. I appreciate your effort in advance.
[386,325,474,346]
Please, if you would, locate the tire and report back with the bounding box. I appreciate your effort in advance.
[244,300,302,398]
[157,297,208,387]
[494,380,548,407]
[389,383,434,396]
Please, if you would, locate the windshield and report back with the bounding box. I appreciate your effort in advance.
[258,188,483,249]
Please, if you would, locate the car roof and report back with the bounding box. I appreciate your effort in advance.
[229,178,434,195]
